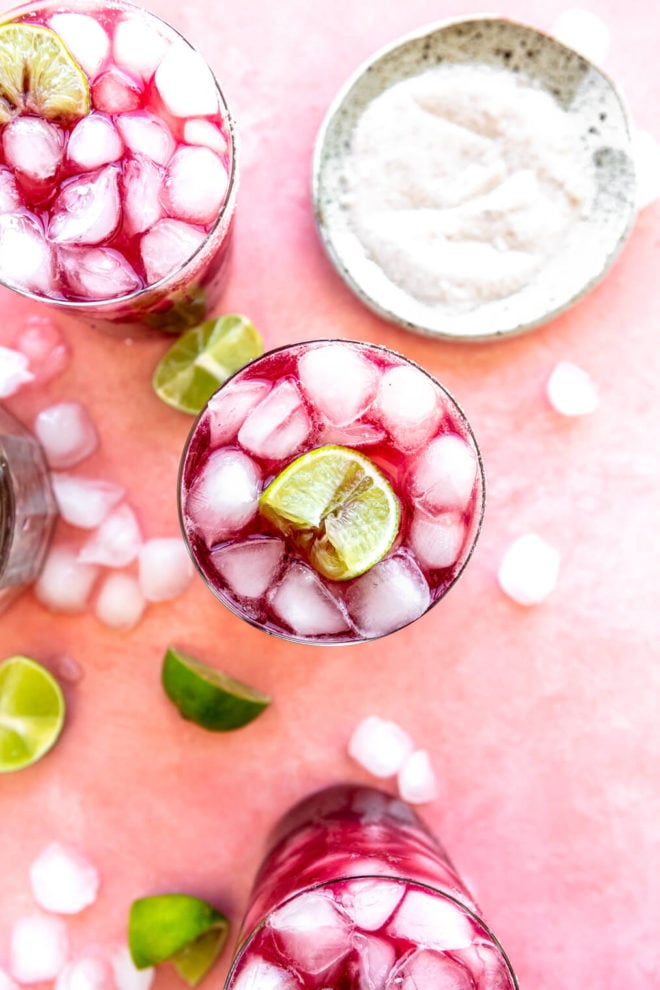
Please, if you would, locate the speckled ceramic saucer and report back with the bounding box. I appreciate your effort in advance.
[312,16,637,341]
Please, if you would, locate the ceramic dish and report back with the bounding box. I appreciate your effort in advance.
[312,15,637,341]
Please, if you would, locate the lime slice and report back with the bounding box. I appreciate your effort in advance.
[152,314,264,414]
[259,445,400,581]
[128,893,229,986]
[162,646,271,731]
[0,23,90,124]
[0,655,65,773]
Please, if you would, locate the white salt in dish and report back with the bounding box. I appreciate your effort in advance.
[312,15,637,341]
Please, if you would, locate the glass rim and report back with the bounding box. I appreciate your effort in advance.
[0,0,239,310]
[177,337,486,648]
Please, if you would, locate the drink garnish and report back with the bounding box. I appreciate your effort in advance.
[0,24,90,124]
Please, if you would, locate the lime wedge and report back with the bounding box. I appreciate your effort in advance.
[259,445,400,581]
[128,893,229,986]
[0,23,90,124]
[152,314,263,414]
[162,646,271,731]
[0,655,65,773]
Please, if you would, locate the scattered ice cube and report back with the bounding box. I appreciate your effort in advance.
[68,114,123,171]
[397,750,439,804]
[9,912,69,983]
[0,166,20,212]
[110,947,154,990]
[137,537,194,601]
[50,472,125,529]
[269,891,351,975]
[207,378,272,445]
[345,552,431,639]
[497,533,560,606]
[49,166,121,245]
[268,562,349,637]
[340,878,404,931]
[2,116,64,181]
[353,933,395,990]
[298,342,378,426]
[95,572,146,630]
[375,365,441,451]
[59,246,141,300]
[91,68,141,113]
[186,448,261,545]
[348,715,414,778]
[390,948,473,990]
[230,956,300,990]
[410,435,478,513]
[0,345,33,396]
[0,212,55,295]
[29,842,99,914]
[551,9,611,65]
[409,510,466,570]
[155,41,219,117]
[184,118,228,155]
[34,545,99,613]
[140,218,206,284]
[34,401,98,469]
[389,890,473,950]
[546,360,599,416]
[238,378,312,461]
[49,12,110,76]
[13,315,69,384]
[116,112,174,166]
[210,536,285,599]
[121,155,164,236]
[78,503,142,567]
[631,128,660,210]
[162,145,228,224]
[113,12,170,80]
[55,956,112,990]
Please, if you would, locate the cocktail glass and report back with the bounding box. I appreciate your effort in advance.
[224,784,518,990]
[178,339,485,645]
[0,406,57,612]
[0,0,237,335]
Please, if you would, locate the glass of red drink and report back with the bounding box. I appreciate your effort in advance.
[224,784,518,990]
[178,339,485,645]
[0,0,237,335]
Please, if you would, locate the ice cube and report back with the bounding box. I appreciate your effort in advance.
[207,378,272,445]
[375,365,441,451]
[353,934,395,990]
[55,956,112,990]
[137,538,194,601]
[389,891,473,950]
[29,842,99,914]
[78,503,142,567]
[121,155,164,236]
[409,510,466,570]
[9,912,69,983]
[390,949,473,990]
[2,116,64,181]
[140,218,206,284]
[154,41,219,117]
[238,378,312,461]
[0,166,20,212]
[34,545,99,613]
[186,448,261,545]
[34,401,98,469]
[268,562,349,637]
[347,715,414,778]
[497,533,560,606]
[0,212,54,295]
[59,246,141,300]
[162,145,229,224]
[340,878,404,931]
[110,947,154,990]
[95,572,146,630]
[49,13,110,76]
[13,315,69,385]
[546,360,599,416]
[230,957,300,990]
[184,118,228,156]
[67,114,123,171]
[113,12,170,80]
[0,345,33,397]
[551,9,610,65]
[410,434,478,514]
[320,420,386,448]
[116,112,174,166]
[210,536,285,599]
[49,166,121,245]
[397,750,439,804]
[269,891,351,975]
[298,342,379,426]
[345,552,431,639]
[92,68,142,114]
[50,472,125,529]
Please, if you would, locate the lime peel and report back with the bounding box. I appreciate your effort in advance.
[0,655,65,774]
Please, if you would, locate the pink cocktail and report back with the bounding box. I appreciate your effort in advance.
[178,339,484,644]
[0,0,236,334]
[225,785,518,990]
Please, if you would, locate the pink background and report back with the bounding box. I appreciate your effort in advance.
[1,0,659,988]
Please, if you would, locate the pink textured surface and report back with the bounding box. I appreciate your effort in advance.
[1,1,659,988]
